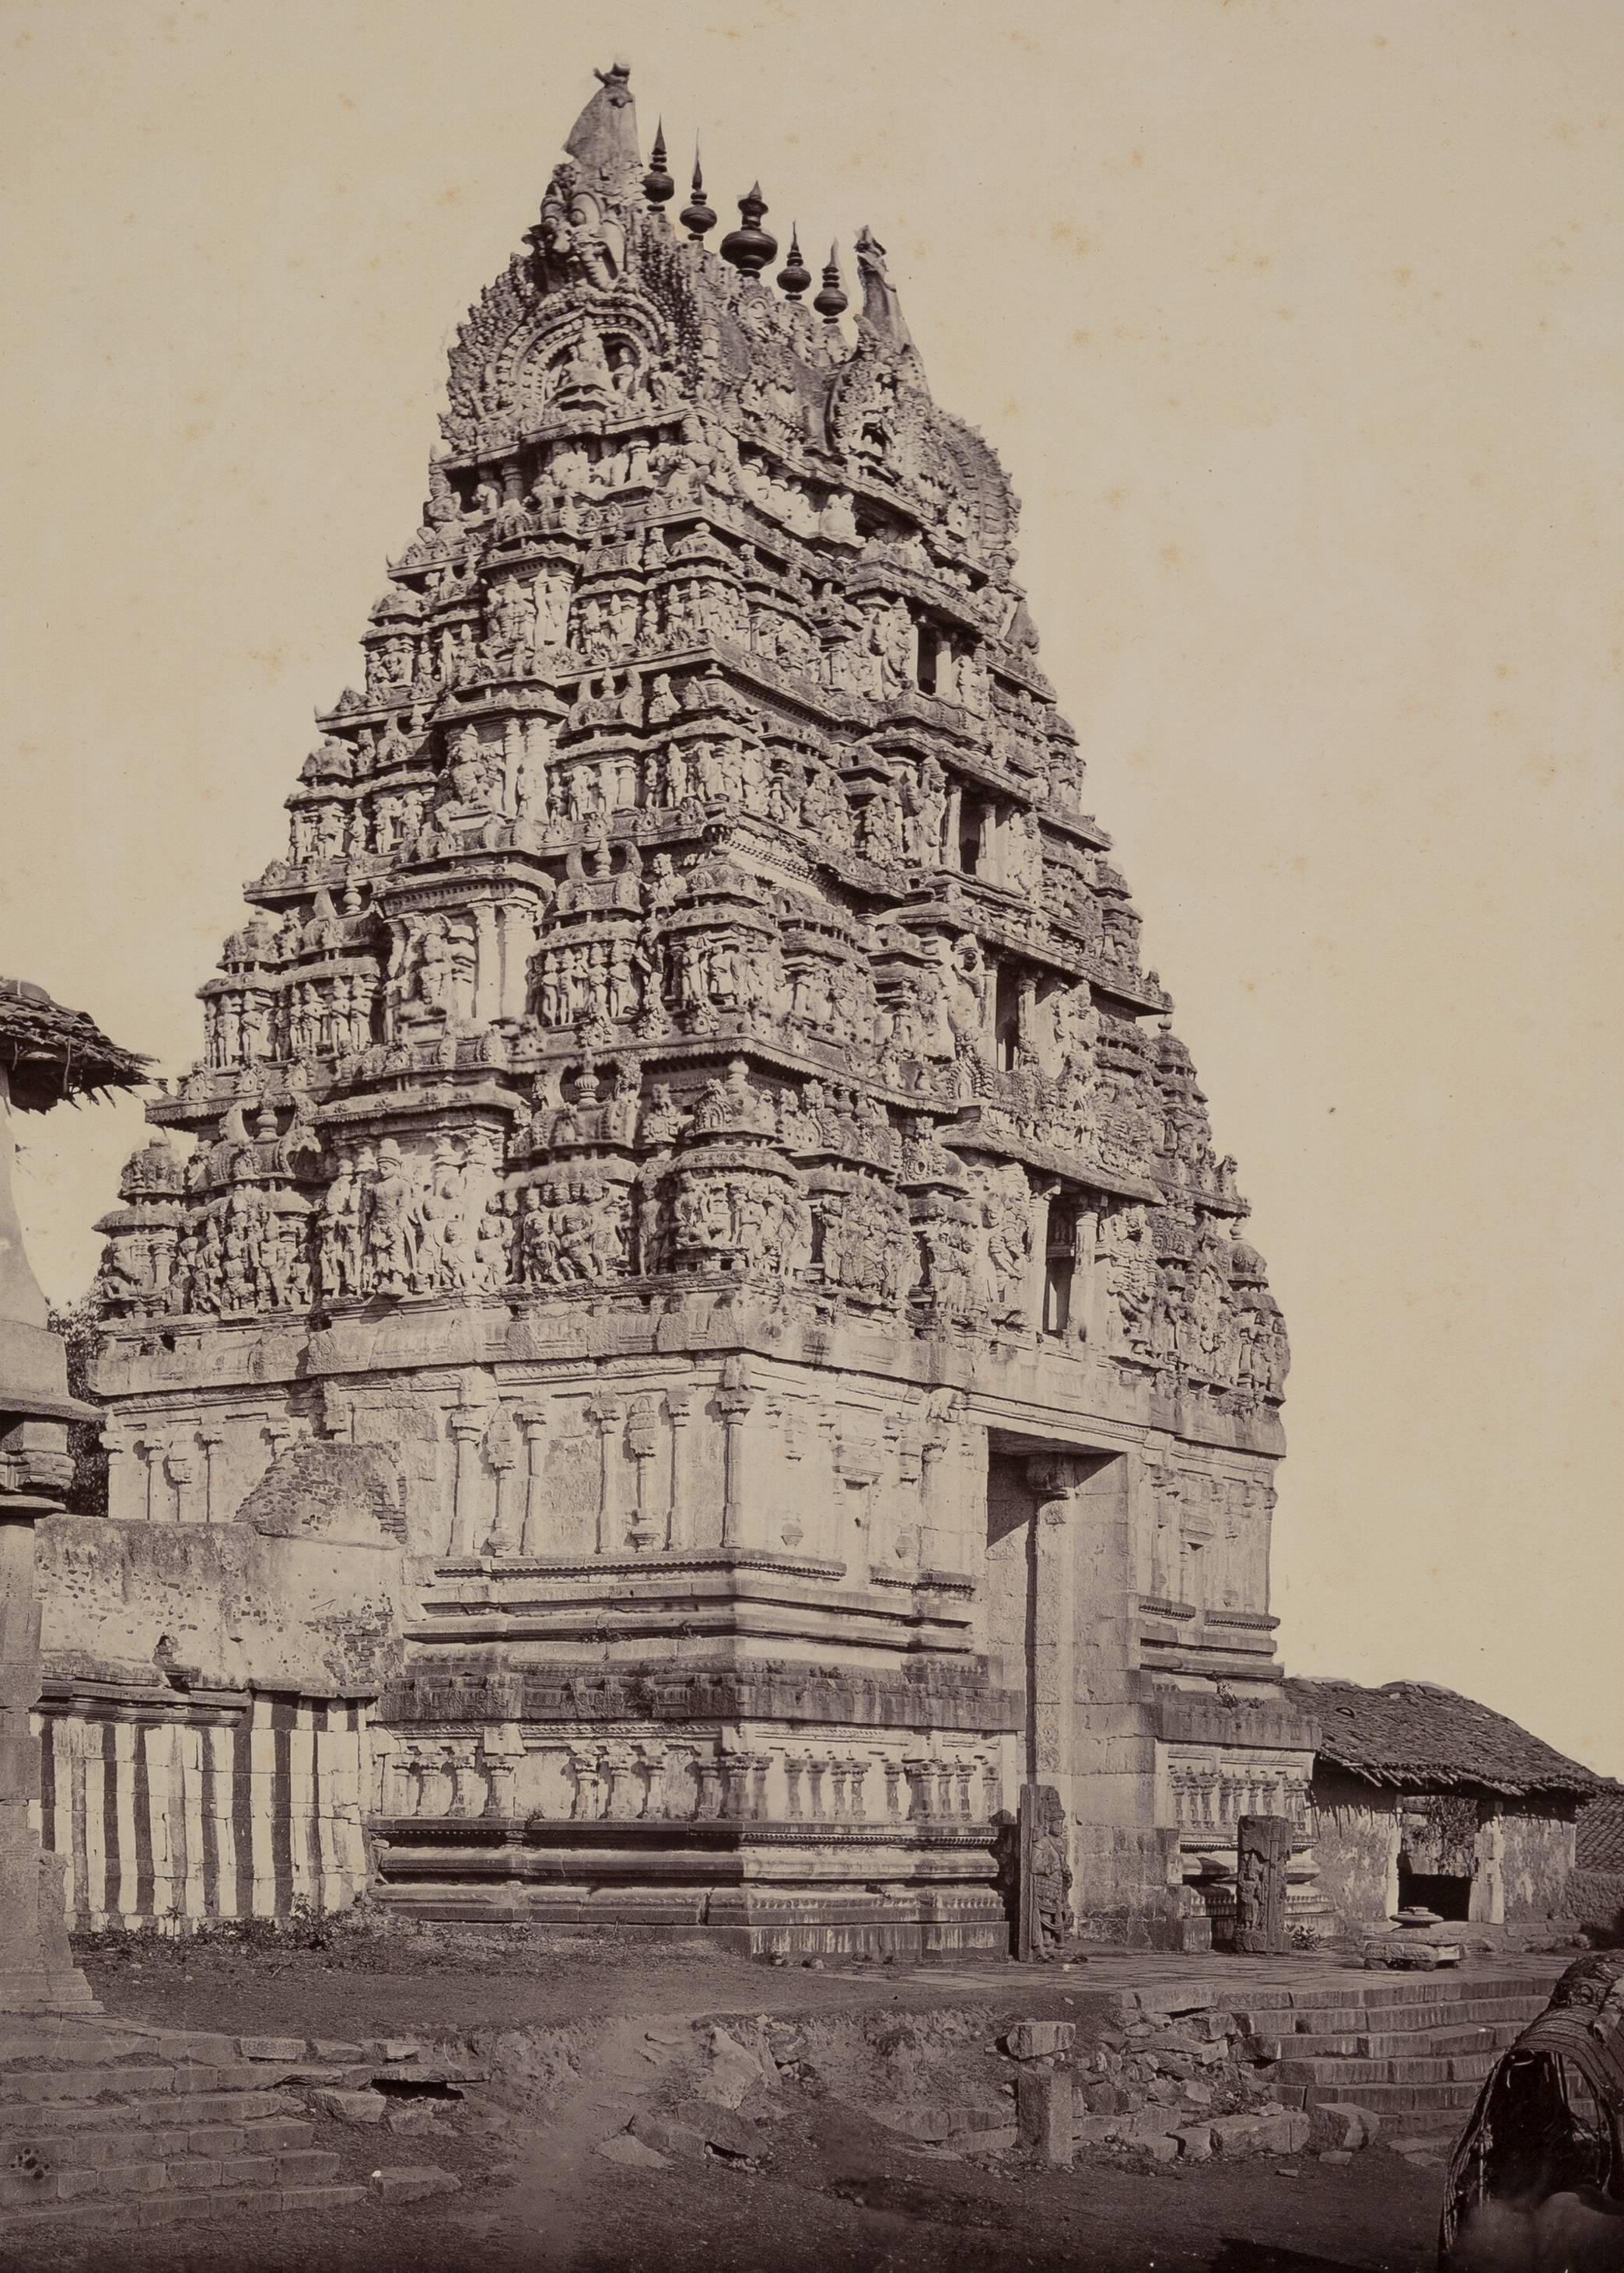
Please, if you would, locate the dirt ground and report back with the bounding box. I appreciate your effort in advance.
[4,1925,1455,2273]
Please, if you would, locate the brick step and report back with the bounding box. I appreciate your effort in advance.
[0,2179,369,2239]
[1278,2051,1496,2088]
[13,2089,306,2131]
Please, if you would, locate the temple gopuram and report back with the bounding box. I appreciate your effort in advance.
[73,64,1320,1953]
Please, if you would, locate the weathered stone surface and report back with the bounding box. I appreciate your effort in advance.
[1016,2068,1071,2164]
[1006,2022,1074,2061]
[310,2089,387,2125]
[663,2100,768,2159]
[597,2135,669,2170]
[369,2165,462,2201]
[1174,2124,1213,2161]
[628,2111,707,2161]
[240,2037,307,2065]
[1311,2102,1381,2150]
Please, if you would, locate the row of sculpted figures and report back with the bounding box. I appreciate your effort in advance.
[94,1108,1283,1406]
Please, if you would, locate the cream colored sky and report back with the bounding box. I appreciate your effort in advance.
[2,1,1619,1774]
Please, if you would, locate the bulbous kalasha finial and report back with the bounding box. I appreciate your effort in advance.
[813,242,849,323]
[680,150,716,242]
[643,121,675,209]
[777,225,811,299]
[719,183,778,278]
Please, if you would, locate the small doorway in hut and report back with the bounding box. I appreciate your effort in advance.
[1395,1795,1478,1921]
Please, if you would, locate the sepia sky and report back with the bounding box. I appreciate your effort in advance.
[2,2,1619,1775]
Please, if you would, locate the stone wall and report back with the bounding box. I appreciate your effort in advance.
[1499,1805,1577,1921]
[34,1693,369,1928]
[1306,1772,1582,1928]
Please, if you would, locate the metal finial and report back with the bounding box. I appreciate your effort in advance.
[720,183,777,279]
[680,149,716,242]
[643,120,675,208]
[777,224,811,299]
[813,242,849,323]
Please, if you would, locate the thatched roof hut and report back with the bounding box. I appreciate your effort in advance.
[1285,1676,1605,1801]
[0,979,149,1112]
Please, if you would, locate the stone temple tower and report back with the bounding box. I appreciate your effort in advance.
[86,65,1319,1952]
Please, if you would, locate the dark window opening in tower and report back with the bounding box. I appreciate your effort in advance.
[1044,1211,1074,1336]
[959,797,985,875]
[916,622,938,695]
[995,963,1022,1072]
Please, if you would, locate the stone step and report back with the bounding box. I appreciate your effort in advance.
[0,2116,316,2173]
[51,2146,341,2205]
[0,2180,369,2239]
[1277,2051,1496,2088]
[1313,2079,1486,2114]
[0,2058,320,2107]
[1250,1994,1548,2044]
[1,2065,181,2104]
[1260,2019,1524,2063]
[1230,1973,1553,2019]
[15,2089,306,2131]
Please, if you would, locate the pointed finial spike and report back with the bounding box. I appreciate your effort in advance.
[776,223,811,300]
[721,183,776,278]
[814,243,848,324]
[643,116,675,208]
[680,149,716,241]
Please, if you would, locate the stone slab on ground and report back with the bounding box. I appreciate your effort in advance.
[368,2165,461,2203]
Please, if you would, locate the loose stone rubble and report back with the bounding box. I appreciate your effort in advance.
[54,58,1324,1953]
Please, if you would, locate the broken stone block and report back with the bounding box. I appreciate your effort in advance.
[1016,2068,1072,2164]
[385,2103,445,2136]
[369,2166,462,2202]
[1144,2135,1179,2163]
[1210,2114,1265,2155]
[312,2040,365,2061]
[867,2103,952,2143]
[597,2135,669,2170]
[1311,2103,1381,2151]
[312,2088,387,2124]
[1006,2022,1075,2060]
[1255,2112,1311,2155]
[1319,2149,1353,2165]
[630,2112,706,2161]
[1174,2125,1213,2162]
[1181,2080,1213,2108]
[240,2036,307,2064]
[665,2098,768,2160]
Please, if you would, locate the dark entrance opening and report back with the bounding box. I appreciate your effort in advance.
[1397,1861,1472,1920]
